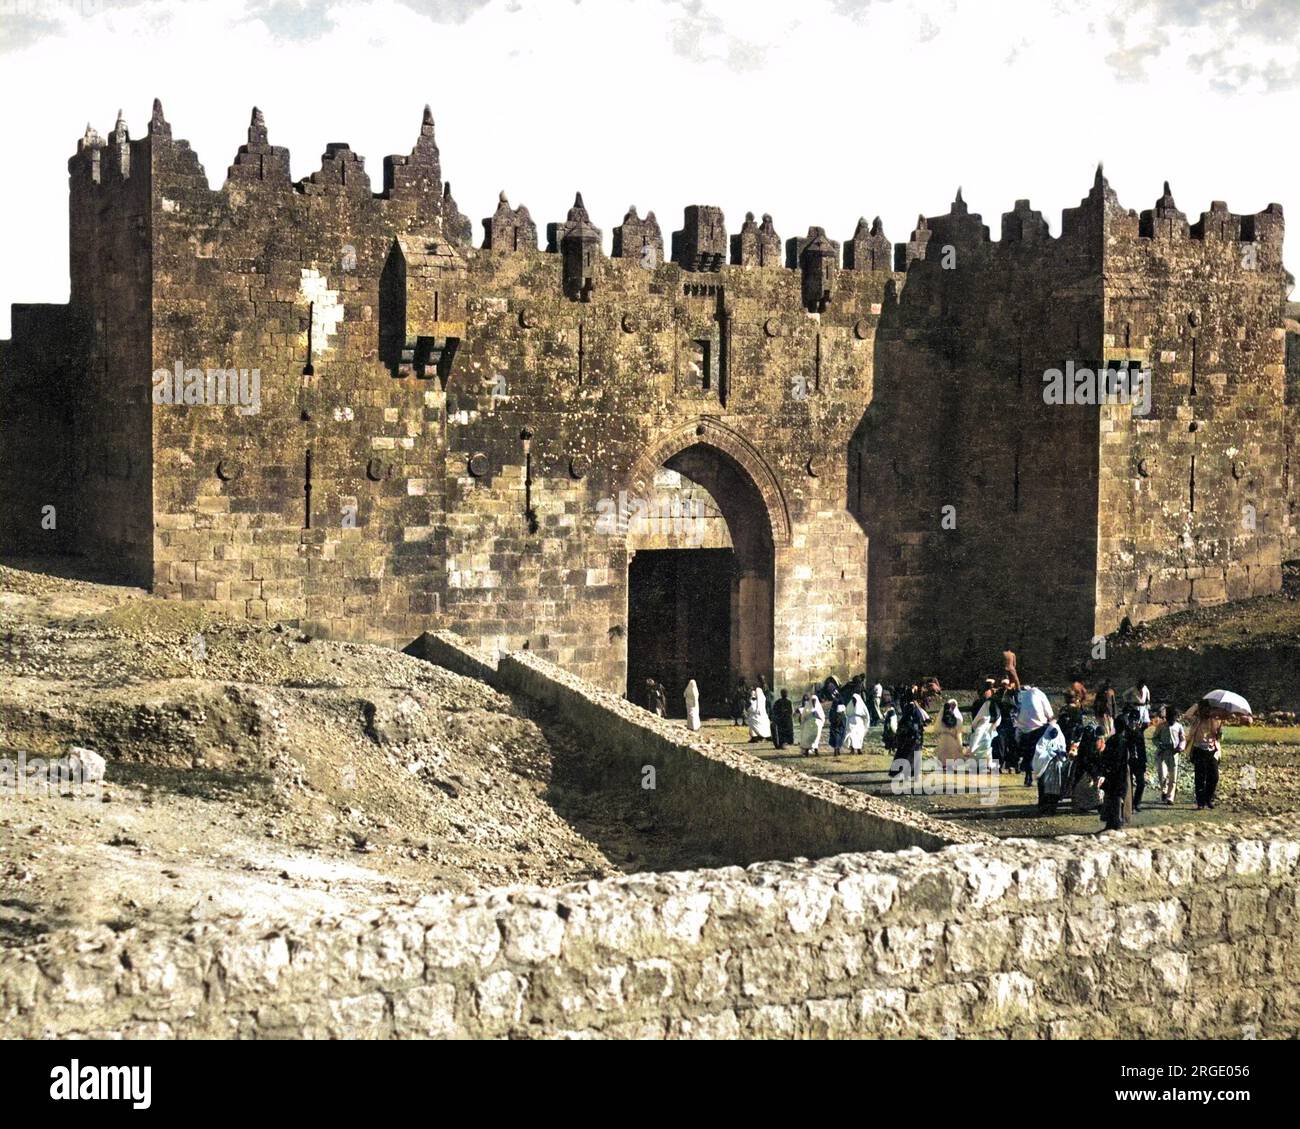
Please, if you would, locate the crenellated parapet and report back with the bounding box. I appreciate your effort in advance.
[227,107,291,185]
[844,217,891,272]
[785,227,841,311]
[1125,180,1285,273]
[547,193,603,300]
[482,191,538,252]
[611,206,663,266]
[1060,164,1120,249]
[303,143,371,196]
[894,215,932,271]
[1139,181,1189,241]
[383,105,442,199]
[63,103,1291,321]
[108,108,131,180]
[672,205,727,272]
[925,189,991,251]
[440,182,473,245]
[1000,200,1050,245]
[731,212,781,268]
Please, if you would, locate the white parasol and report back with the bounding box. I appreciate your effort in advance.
[1200,689,1252,717]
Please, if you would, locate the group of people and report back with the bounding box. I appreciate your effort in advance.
[731,674,900,757]
[642,676,704,732]
[647,654,1236,833]
[937,657,1229,829]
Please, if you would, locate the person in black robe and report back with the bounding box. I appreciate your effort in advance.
[1098,709,1142,831]
[1068,721,1105,812]
[731,679,749,726]
[771,689,796,750]
[995,679,1019,773]
[889,687,928,780]
[826,693,847,756]
[1057,691,1085,748]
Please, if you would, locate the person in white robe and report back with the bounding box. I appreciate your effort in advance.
[868,681,884,725]
[936,699,965,764]
[799,693,825,756]
[745,686,771,741]
[684,679,701,731]
[967,694,996,771]
[844,692,870,752]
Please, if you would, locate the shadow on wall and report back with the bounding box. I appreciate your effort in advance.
[406,630,988,867]
[849,211,1106,687]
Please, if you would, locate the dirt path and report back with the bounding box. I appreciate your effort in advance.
[695,717,1300,839]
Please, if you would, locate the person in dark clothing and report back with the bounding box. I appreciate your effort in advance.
[1098,709,1141,831]
[827,693,847,756]
[1069,721,1105,812]
[996,679,1018,773]
[889,688,929,782]
[1094,682,1117,737]
[1128,701,1150,811]
[1057,691,1085,748]
[968,678,996,720]
[643,678,660,713]
[771,689,795,750]
[731,678,749,726]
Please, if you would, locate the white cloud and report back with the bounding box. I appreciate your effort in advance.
[0,0,1295,335]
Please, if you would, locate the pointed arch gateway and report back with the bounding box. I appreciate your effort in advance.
[623,418,790,715]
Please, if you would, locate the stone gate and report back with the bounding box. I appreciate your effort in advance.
[1,103,1294,696]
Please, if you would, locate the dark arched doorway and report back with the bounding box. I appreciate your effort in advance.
[625,441,775,716]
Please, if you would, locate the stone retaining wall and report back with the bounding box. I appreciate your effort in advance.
[495,649,984,859]
[5,818,1297,1038]
[404,629,501,684]
[407,631,984,860]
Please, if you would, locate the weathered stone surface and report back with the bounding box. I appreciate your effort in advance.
[2,109,1291,699]
[7,815,1296,1040]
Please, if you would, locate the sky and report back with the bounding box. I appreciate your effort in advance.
[0,0,1297,335]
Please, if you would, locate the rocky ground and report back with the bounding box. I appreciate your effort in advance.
[0,562,649,952]
[4,556,1297,963]
[1113,559,1300,655]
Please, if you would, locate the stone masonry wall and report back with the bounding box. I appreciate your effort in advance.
[493,649,982,859]
[1099,186,1289,632]
[850,174,1291,683]
[4,817,1298,1039]
[853,187,1106,682]
[3,105,1295,696]
[404,631,982,860]
[127,104,880,693]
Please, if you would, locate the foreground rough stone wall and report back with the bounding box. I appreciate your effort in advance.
[405,632,982,859]
[4,818,1297,1039]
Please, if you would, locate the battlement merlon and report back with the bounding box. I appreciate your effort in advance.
[61,105,1288,296]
